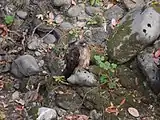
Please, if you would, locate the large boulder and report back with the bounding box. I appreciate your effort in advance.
[137,47,160,94]
[107,5,160,64]
[11,55,40,78]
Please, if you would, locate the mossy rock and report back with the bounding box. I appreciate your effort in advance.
[107,6,160,64]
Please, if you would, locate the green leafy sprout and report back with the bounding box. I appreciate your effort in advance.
[94,55,118,89]
[69,28,81,38]
[4,15,14,25]
[89,0,102,6]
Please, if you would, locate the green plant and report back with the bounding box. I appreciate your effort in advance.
[69,28,81,38]
[53,76,65,83]
[4,15,14,25]
[94,55,117,89]
[89,0,101,6]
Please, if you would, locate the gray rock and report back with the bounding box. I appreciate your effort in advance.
[43,34,57,44]
[77,10,90,21]
[55,15,64,24]
[16,10,28,19]
[67,69,97,86]
[27,36,43,50]
[60,22,73,30]
[85,6,102,16]
[107,6,160,63]
[91,27,108,45]
[123,0,145,9]
[67,5,82,17]
[35,51,41,56]
[104,5,124,21]
[37,107,57,120]
[137,48,160,94]
[90,110,102,120]
[55,89,82,110]
[52,0,71,7]
[11,55,40,78]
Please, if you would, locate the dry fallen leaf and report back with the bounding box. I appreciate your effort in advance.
[64,114,89,120]
[119,98,126,107]
[0,80,4,89]
[154,49,160,58]
[128,107,140,117]
[105,102,119,116]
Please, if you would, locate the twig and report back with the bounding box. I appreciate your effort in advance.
[41,27,56,40]
[31,23,43,37]
[77,87,98,110]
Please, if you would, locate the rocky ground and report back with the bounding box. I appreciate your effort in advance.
[0,0,160,120]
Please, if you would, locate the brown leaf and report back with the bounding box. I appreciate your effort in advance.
[105,102,119,116]
[119,98,126,106]
[128,107,139,117]
[0,24,8,37]
[0,80,4,89]
[65,114,89,120]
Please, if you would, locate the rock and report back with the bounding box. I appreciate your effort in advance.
[91,27,108,45]
[55,89,82,110]
[67,5,82,17]
[76,87,110,110]
[90,110,102,120]
[35,51,41,56]
[27,36,43,50]
[55,15,64,24]
[43,34,57,44]
[137,47,160,94]
[52,0,71,7]
[85,6,102,16]
[37,107,57,120]
[60,22,73,30]
[77,10,90,21]
[117,65,139,89]
[38,60,44,67]
[67,69,97,86]
[104,5,125,21]
[12,91,20,100]
[107,6,160,63]
[16,10,28,19]
[11,55,40,78]
[123,0,145,9]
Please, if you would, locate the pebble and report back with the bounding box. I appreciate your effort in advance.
[67,5,82,17]
[104,5,124,21]
[52,0,71,7]
[43,34,57,44]
[11,55,40,78]
[55,15,64,24]
[67,69,97,86]
[85,6,102,16]
[35,51,41,56]
[27,36,43,50]
[16,10,28,19]
[38,60,44,67]
[60,22,74,30]
[37,107,57,120]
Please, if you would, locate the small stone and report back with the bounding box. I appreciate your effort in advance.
[52,0,71,7]
[60,22,73,30]
[16,10,28,19]
[11,55,40,78]
[67,5,82,17]
[38,60,44,67]
[55,15,64,24]
[27,36,43,50]
[35,51,41,56]
[67,69,97,86]
[85,6,102,16]
[12,91,20,100]
[123,0,145,9]
[37,107,57,120]
[43,34,57,44]
[104,5,124,21]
